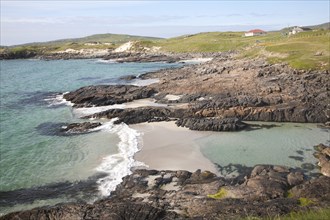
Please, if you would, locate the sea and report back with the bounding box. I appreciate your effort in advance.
[0,59,329,215]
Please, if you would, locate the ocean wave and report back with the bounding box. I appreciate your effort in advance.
[44,92,74,107]
[93,119,147,196]
[95,59,117,64]
[72,104,125,118]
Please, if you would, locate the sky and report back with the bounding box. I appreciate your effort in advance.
[1,0,329,46]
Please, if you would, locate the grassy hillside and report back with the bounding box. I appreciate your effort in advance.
[149,31,282,53]
[304,22,330,30]
[136,29,328,70]
[20,33,161,47]
[1,25,329,70]
[0,34,162,56]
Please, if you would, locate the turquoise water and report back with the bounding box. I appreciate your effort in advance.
[0,59,181,214]
[0,59,329,215]
[198,122,329,177]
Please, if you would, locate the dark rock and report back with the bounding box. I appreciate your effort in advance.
[105,53,181,63]
[2,202,179,220]
[63,85,156,107]
[176,117,248,131]
[313,144,330,177]
[290,176,330,204]
[84,107,188,124]
[119,75,137,81]
[2,165,330,219]
[60,122,102,133]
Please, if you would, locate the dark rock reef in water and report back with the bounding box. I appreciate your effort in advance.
[61,122,102,134]
[3,164,330,220]
[63,85,156,107]
[36,122,102,136]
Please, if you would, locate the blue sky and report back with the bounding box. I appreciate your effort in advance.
[1,0,329,45]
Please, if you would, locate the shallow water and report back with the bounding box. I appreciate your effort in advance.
[0,59,182,215]
[197,122,329,177]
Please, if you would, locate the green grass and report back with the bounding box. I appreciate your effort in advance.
[150,32,282,53]
[3,30,329,70]
[147,30,329,70]
[265,30,330,70]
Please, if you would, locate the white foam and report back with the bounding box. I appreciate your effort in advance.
[179,57,213,63]
[45,93,74,107]
[129,78,159,86]
[94,119,147,196]
[72,104,126,118]
[95,59,117,64]
[72,98,168,118]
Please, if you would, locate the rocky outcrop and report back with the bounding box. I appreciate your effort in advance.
[60,122,102,134]
[314,144,330,177]
[63,85,156,107]
[142,55,329,123]
[176,117,248,131]
[3,165,330,220]
[1,202,179,220]
[102,52,180,63]
[84,107,188,124]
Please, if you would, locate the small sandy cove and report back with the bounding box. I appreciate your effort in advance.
[131,121,219,174]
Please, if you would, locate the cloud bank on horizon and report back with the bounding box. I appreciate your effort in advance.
[1,0,329,45]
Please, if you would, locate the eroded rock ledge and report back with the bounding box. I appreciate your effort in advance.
[63,54,329,127]
[3,164,330,220]
[63,85,156,108]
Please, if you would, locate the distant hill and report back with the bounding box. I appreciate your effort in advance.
[303,22,330,30]
[281,22,330,32]
[15,33,162,47]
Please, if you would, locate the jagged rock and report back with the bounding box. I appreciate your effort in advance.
[176,117,248,131]
[63,85,156,107]
[313,144,330,177]
[84,107,188,124]
[1,202,179,220]
[4,165,329,219]
[290,176,330,204]
[60,122,102,133]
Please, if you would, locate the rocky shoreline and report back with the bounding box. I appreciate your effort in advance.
[3,159,330,219]
[2,52,329,219]
[61,52,329,128]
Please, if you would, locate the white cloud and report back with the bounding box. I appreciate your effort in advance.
[1,15,186,26]
[2,17,65,24]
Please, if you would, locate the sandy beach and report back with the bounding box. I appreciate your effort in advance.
[131,121,219,174]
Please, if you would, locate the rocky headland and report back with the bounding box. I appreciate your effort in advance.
[63,52,329,128]
[2,52,329,219]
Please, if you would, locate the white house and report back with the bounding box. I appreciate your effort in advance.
[244,29,267,37]
[289,26,311,35]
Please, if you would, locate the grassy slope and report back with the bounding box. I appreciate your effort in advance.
[0,34,162,55]
[146,30,329,70]
[2,30,329,70]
